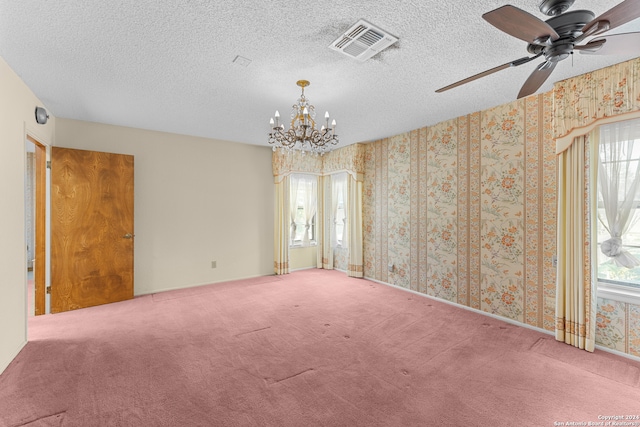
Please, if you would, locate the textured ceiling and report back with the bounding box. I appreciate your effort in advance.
[1,1,639,147]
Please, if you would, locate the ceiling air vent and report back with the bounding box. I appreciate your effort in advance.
[329,19,398,62]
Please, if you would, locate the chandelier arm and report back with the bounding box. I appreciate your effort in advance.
[282,129,298,148]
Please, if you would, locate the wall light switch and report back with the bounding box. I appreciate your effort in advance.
[211,261,217,268]
[388,264,394,272]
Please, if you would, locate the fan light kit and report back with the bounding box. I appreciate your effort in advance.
[268,80,339,155]
[436,0,640,99]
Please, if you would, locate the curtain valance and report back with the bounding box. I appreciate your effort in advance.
[272,143,365,181]
[554,57,640,154]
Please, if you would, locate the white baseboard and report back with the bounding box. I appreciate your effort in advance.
[136,273,276,297]
[290,266,317,272]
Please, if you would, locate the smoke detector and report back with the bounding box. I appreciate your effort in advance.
[329,19,398,61]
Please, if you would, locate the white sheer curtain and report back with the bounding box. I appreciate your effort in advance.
[289,175,300,246]
[300,176,318,246]
[598,118,640,268]
[331,173,347,248]
[290,174,317,247]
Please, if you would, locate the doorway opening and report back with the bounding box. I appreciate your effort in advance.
[26,135,47,316]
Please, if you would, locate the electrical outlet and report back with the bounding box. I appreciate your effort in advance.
[388,264,394,272]
[211,261,217,268]
[552,256,557,268]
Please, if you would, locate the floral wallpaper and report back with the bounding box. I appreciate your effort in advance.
[363,94,557,329]
[362,57,640,358]
[595,297,640,357]
[334,246,348,271]
[387,134,412,289]
[632,304,640,357]
[480,104,527,322]
[426,122,458,302]
[596,298,627,353]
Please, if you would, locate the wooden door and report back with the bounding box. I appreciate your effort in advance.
[51,147,134,313]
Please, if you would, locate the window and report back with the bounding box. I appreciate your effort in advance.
[332,173,347,247]
[596,118,640,299]
[290,174,317,247]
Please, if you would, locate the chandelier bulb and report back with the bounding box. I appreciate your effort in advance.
[324,111,329,119]
[270,118,274,126]
[332,119,337,128]
[275,110,280,117]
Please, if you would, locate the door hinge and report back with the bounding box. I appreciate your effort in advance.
[46,161,51,169]
[46,286,51,294]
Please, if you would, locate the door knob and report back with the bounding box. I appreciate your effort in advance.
[123,233,134,239]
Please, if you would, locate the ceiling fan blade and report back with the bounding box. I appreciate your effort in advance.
[576,32,640,55]
[436,55,540,93]
[483,5,559,44]
[573,39,607,53]
[436,63,510,93]
[517,61,557,99]
[582,0,640,35]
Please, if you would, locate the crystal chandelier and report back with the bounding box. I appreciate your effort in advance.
[268,80,339,155]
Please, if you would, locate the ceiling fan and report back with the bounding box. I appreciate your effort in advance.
[436,0,640,99]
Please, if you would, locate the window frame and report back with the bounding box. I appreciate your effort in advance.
[290,206,317,247]
[289,174,318,248]
[594,119,640,305]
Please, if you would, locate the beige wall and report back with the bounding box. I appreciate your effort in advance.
[290,246,317,270]
[55,119,274,295]
[0,57,55,374]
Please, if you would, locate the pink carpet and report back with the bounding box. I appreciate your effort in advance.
[1,269,639,426]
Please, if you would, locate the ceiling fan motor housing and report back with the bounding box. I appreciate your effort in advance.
[539,0,575,16]
[544,42,574,61]
[527,10,595,61]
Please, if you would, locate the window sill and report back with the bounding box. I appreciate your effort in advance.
[597,281,640,306]
[289,243,317,249]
